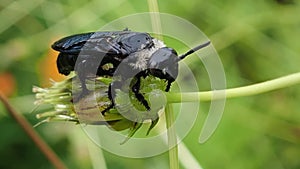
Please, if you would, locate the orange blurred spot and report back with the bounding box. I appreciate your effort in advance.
[39,49,65,87]
[0,72,16,97]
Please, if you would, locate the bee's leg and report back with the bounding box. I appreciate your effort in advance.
[101,82,117,115]
[73,59,93,102]
[132,72,151,111]
[165,78,174,92]
[73,75,90,102]
[79,76,89,93]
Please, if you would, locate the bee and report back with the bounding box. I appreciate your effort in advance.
[52,29,210,114]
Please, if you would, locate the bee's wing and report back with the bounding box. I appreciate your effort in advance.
[51,31,130,56]
[51,32,94,53]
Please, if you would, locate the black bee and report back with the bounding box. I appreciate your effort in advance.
[52,29,210,114]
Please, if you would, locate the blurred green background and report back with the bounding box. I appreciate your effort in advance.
[1,0,300,168]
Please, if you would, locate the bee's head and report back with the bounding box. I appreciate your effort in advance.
[148,41,211,81]
[148,47,179,81]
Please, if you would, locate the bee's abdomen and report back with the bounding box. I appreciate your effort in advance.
[56,53,78,75]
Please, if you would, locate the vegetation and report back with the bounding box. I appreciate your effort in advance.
[1,0,300,168]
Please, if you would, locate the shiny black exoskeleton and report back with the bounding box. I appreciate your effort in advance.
[51,29,210,114]
[52,30,153,85]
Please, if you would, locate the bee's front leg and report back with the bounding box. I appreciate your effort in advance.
[131,72,151,111]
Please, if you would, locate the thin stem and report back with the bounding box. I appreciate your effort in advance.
[147,1,179,168]
[165,104,179,169]
[166,72,300,103]
[147,0,163,40]
[0,92,67,169]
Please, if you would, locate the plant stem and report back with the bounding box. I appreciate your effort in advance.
[166,72,300,103]
[147,0,163,40]
[165,104,179,169]
[0,92,67,169]
[147,1,179,168]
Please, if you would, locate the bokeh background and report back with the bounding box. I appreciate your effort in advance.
[1,0,300,168]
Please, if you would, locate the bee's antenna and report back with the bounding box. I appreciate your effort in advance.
[179,41,211,60]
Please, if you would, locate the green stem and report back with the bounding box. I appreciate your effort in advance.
[166,72,300,103]
[165,104,179,169]
[147,1,179,168]
[147,0,163,40]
